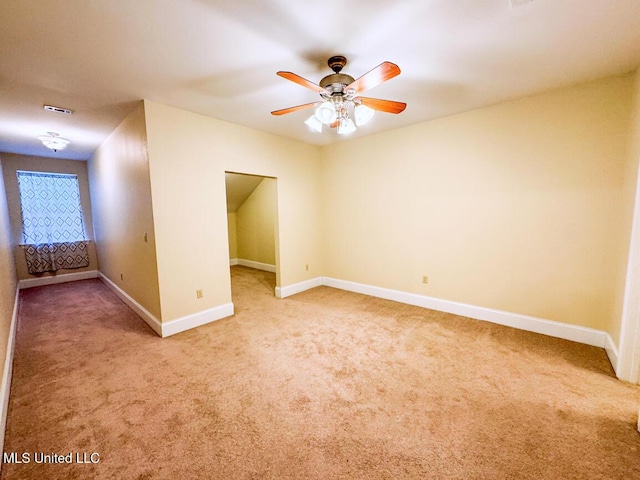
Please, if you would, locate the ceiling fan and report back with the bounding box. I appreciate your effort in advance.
[271,56,406,135]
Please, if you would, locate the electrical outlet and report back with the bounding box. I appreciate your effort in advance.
[305,264,309,271]
[144,232,148,242]
[120,273,124,281]
[422,275,428,284]
[196,289,203,299]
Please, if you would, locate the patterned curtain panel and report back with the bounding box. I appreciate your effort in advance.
[17,171,89,274]
[17,171,86,244]
[23,242,90,274]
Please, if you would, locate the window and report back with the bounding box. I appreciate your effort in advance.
[16,170,90,274]
[16,170,87,244]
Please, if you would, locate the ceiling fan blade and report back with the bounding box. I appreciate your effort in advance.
[358,97,407,114]
[277,71,327,94]
[345,62,401,95]
[271,102,319,116]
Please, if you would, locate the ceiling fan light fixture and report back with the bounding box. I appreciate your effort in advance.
[337,117,356,135]
[37,132,70,152]
[354,104,375,126]
[304,114,323,133]
[272,56,404,135]
[315,101,337,125]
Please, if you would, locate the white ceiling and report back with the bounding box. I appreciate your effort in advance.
[1,0,639,161]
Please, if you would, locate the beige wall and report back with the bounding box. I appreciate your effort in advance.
[143,99,323,322]
[227,212,237,260]
[237,178,277,265]
[611,68,640,346]
[88,103,162,319]
[0,153,98,281]
[320,74,636,332]
[27,72,634,341]
[0,158,18,405]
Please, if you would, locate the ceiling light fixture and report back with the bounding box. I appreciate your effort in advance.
[327,96,370,135]
[354,103,375,127]
[305,97,371,135]
[304,115,323,133]
[314,100,337,125]
[37,132,70,152]
[336,116,356,135]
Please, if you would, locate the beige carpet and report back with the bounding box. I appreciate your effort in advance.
[2,265,639,479]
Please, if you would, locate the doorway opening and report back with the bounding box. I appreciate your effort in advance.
[224,171,279,298]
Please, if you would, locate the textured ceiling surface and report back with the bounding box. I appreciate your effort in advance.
[1,0,639,160]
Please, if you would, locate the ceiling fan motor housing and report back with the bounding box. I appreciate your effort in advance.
[320,73,355,94]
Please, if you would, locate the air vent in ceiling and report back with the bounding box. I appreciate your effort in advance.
[43,105,73,114]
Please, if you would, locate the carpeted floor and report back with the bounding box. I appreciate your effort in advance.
[2,265,640,479]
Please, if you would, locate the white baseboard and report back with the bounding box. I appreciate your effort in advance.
[229,258,238,266]
[237,258,276,273]
[98,272,163,337]
[98,272,234,338]
[21,267,607,354]
[321,277,607,349]
[268,275,610,349]
[276,277,323,299]
[605,334,619,371]
[18,270,98,289]
[161,303,234,337]
[0,287,19,468]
